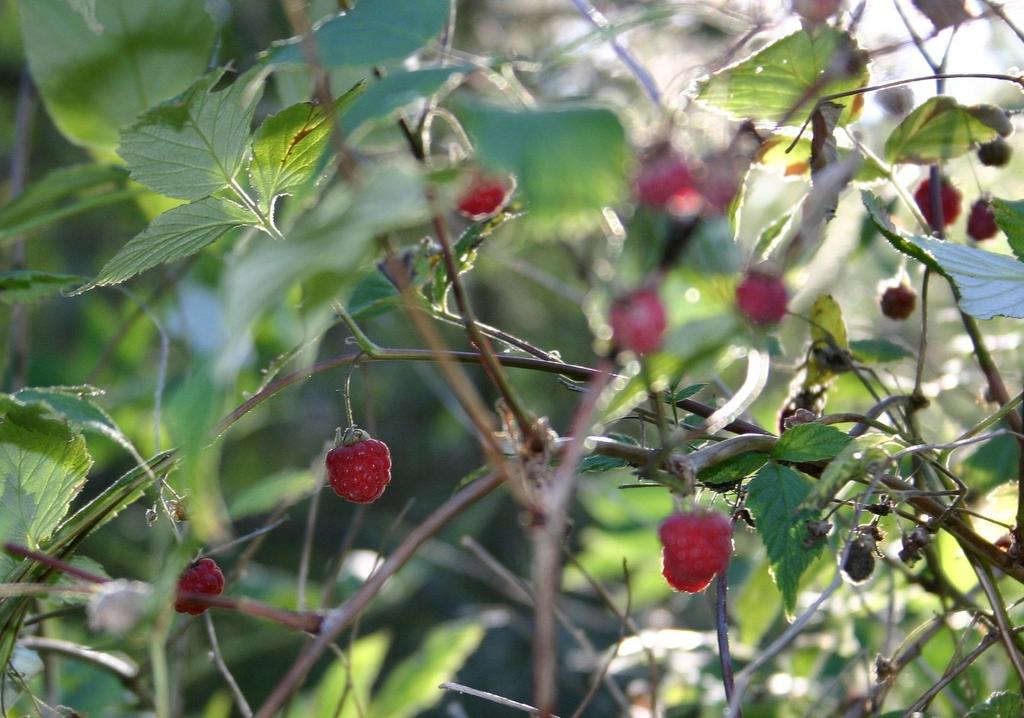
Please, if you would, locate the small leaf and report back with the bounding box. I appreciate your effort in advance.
[991,198,1024,261]
[249,82,366,213]
[909,234,1024,319]
[773,424,852,462]
[861,191,943,272]
[368,620,485,718]
[803,434,901,512]
[755,135,886,183]
[0,395,92,575]
[348,270,401,320]
[82,196,259,291]
[0,271,80,304]
[809,102,845,221]
[746,463,825,618]
[959,434,1020,495]
[19,0,216,151]
[268,0,449,68]
[883,96,1000,165]
[582,433,639,474]
[14,387,133,454]
[458,103,628,229]
[118,67,265,201]
[344,67,469,139]
[694,27,869,127]
[698,451,769,486]
[848,339,913,363]
[672,383,707,402]
[965,691,1023,718]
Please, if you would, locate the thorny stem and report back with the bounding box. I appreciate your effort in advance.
[715,541,739,715]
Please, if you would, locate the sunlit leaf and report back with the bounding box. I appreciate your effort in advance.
[883,96,1001,165]
[991,198,1024,261]
[773,423,852,462]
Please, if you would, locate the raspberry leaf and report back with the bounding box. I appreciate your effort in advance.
[883,97,1002,165]
[343,67,469,141]
[772,424,852,462]
[20,0,216,151]
[313,632,391,718]
[991,198,1024,262]
[746,462,825,618]
[694,27,868,127]
[848,339,913,364]
[861,191,944,273]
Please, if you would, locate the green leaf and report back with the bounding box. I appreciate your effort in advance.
[755,135,886,183]
[861,190,943,273]
[908,234,1024,319]
[0,164,131,245]
[18,0,216,151]
[348,270,400,320]
[0,271,80,304]
[581,433,639,474]
[0,395,92,574]
[849,338,913,364]
[966,691,1023,718]
[229,469,319,520]
[368,620,485,718]
[118,68,265,201]
[746,463,824,618]
[13,387,133,454]
[316,632,391,718]
[992,198,1024,261]
[600,352,683,422]
[960,433,1020,495]
[249,83,367,213]
[344,67,468,139]
[458,103,628,228]
[82,196,259,291]
[268,0,449,67]
[694,27,869,127]
[884,97,1002,165]
[773,423,852,462]
[803,434,901,512]
[698,451,769,486]
[673,383,707,402]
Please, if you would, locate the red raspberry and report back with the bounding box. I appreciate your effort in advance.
[457,177,510,219]
[913,177,961,229]
[633,153,702,215]
[967,198,998,241]
[659,511,733,593]
[175,557,225,615]
[609,287,666,355]
[736,270,788,326]
[879,283,917,320]
[326,433,392,504]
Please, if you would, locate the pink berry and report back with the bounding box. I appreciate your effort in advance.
[736,271,788,326]
[659,511,733,593]
[633,153,702,215]
[913,177,962,229]
[609,287,666,355]
[792,0,842,23]
[967,198,998,241]
[457,177,510,219]
[175,558,225,615]
[326,436,392,504]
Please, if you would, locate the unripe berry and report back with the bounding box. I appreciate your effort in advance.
[457,177,511,220]
[609,287,666,355]
[977,137,1012,167]
[175,557,225,615]
[879,282,916,320]
[913,177,961,229]
[659,511,733,593]
[967,199,999,241]
[736,271,788,326]
[876,86,913,117]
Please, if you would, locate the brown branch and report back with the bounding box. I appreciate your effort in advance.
[253,469,506,717]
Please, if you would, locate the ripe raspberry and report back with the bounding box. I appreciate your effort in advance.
[879,282,917,320]
[633,153,702,215]
[609,287,666,355]
[175,557,225,615]
[457,177,511,219]
[913,176,961,229]
[326,431,392,504]
[967,198,999,241]
[736,270,788,326]
[659,511,733,593]
[977,137,1012,167]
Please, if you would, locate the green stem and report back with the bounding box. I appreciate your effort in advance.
[331,301,381,357]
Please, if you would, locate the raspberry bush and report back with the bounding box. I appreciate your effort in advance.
[2,2,1024,717]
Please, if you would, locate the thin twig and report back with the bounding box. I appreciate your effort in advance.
[17,637,152,707]
[203,613,253,717]
[716,552,739,715]
[441,681,556,716]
